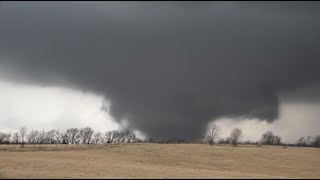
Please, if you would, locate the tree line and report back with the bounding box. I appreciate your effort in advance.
[202,123,320,148]
[0,124,319,148]
[0,126,138,145]
[202,123,243,147]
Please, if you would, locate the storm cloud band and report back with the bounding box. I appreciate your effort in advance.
[1,2,320,138]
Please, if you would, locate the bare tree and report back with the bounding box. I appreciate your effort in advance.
[261,130,275,145]
[79,127,94,144]
[46,130,56,144]
[27,129,38,144]
[119,131,126,143]
[104,130,120,144]
[274,135,282,145]
[92,132,102,144]
[204,123,221,145]
[36,130,46,144]
[312,135,320,148]
[104,131,112,144]
[19,126,27,147]
[61,131,68,144]
[54,130,63,144]
[230,128,242,147]
[0,132,6,144]
[12,132,20,144]
[66,128,80,144]
[306,136,312,146]
[260,130,282,146]
[4,132,11,144]
[85,127,94,144]
[297,137,307,147]
[123,130,137,143]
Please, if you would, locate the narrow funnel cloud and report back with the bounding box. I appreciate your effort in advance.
[1,2,320,138]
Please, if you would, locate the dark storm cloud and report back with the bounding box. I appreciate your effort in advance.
[1,1,320,138]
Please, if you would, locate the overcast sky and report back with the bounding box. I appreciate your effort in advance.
[0,2,320,141]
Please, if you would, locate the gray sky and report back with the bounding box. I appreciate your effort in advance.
[0,2,320,139]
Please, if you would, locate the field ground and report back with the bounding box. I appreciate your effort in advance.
[0,143,319,179]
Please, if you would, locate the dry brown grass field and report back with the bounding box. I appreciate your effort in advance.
[0,143,319,179]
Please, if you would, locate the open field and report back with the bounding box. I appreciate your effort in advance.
[0,143,319,179]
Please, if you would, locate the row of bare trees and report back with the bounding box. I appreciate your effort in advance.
[203,123,243,146]
[1,125,319,148]
[203,123,320,148]
[296,135,320,147]
[260,130,282,145]
[0,126,138,145]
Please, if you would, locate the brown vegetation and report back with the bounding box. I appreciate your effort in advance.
[0,143,319,178]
